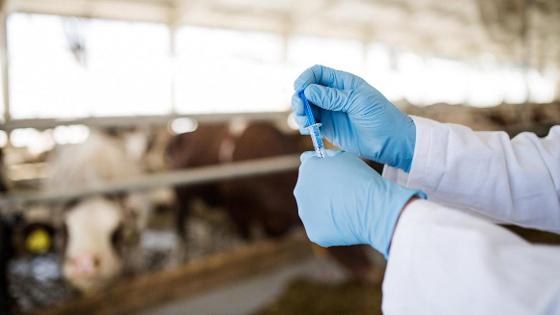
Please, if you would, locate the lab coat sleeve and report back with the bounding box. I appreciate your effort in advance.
[382,199,560,315]
[383,116,560,233]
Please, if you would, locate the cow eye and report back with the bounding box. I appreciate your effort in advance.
[111,224,125,247]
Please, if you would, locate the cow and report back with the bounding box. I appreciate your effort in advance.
[167,121,378,281]
[44,131,150,292]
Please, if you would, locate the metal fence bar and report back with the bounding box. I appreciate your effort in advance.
[1,154,301,205]
[0,112,290,131]
[0,2,10,124]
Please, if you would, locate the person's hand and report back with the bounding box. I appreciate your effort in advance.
[294,150,425,257]
[292,65,416,172]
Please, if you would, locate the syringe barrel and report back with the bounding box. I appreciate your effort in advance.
[306,123,326,158]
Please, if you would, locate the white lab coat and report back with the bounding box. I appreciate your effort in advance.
[382,116,560,315]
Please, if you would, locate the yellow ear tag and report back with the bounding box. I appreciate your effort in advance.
[25,229,51,254]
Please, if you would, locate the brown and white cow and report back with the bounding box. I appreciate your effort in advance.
[166,121,378,281]
[44,131,150,292]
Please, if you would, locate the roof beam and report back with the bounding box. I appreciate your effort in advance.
[12,0,170,23]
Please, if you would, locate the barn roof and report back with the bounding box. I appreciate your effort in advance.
[8,0,560,66]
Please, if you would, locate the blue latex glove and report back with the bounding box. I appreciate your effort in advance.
[294,150,425,257]
[292,64,416,172]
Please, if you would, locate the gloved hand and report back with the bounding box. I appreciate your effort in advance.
[292,64,416,172]
[294,150,425,257]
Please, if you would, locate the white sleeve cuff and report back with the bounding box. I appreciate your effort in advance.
[382,116,508,222]
[382,115,439,196]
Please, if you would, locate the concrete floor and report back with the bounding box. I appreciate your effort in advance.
[137,255,347,315]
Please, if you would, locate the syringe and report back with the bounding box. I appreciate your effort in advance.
[298,90,326,158]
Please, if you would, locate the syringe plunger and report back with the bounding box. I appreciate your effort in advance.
[298,90,326,158]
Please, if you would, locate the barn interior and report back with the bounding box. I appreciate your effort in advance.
[0,0,559,314]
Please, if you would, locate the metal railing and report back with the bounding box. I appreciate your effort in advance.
[0,154,301,207]
[0,112,290,131]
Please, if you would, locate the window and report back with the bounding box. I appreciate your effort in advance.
[5,14,558,120]
[366,45,557,107]
[287,35,365,76]
[174,26,287,113]
[8,13,171,119]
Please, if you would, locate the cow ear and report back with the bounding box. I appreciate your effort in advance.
[121,193,150,230]
[116,195,143,245]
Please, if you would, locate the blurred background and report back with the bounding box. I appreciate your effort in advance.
[0,0,559,314]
